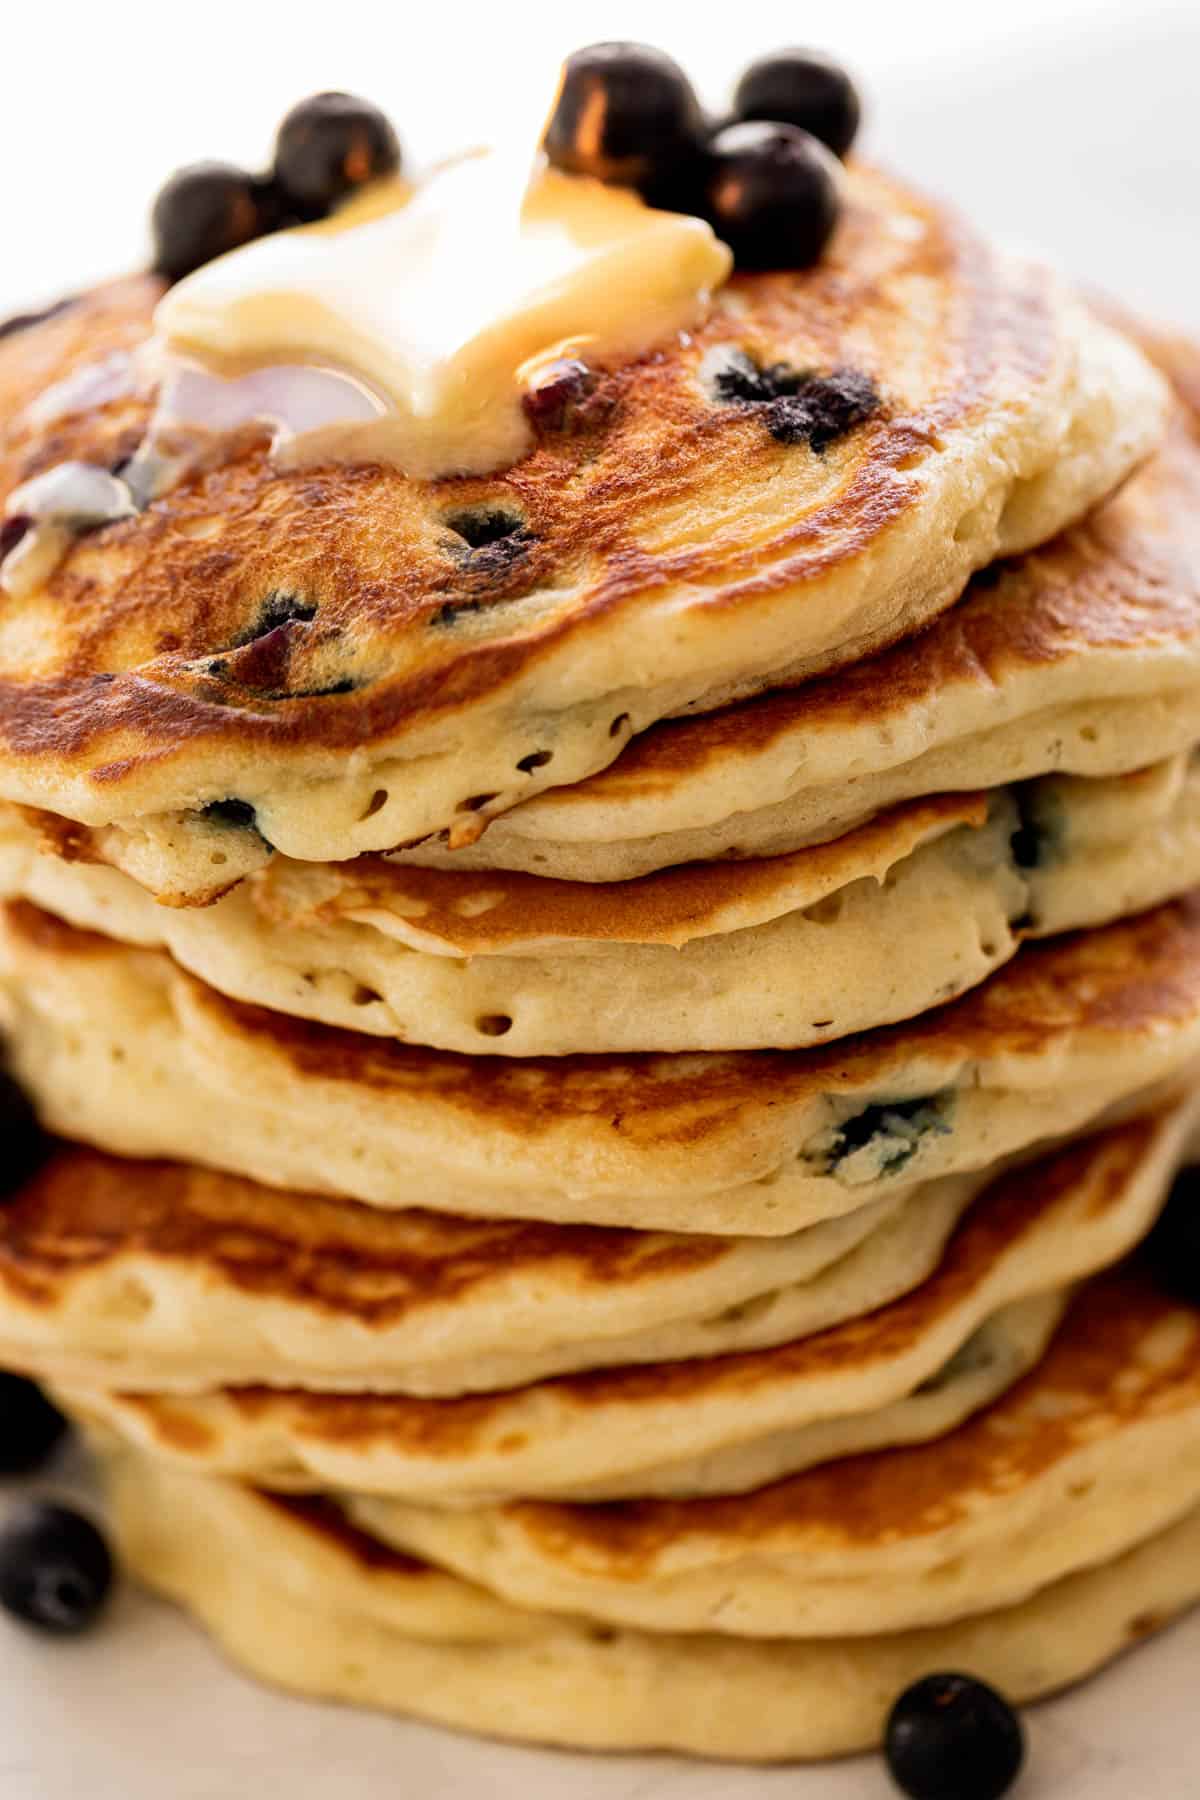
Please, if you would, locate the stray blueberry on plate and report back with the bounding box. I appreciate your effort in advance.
[152,162,272,282]
[704,121,841,269]
[0,1376,68,1476]
[0,1069,49,1200]
[885,1673,1025,1800]
[734,49,862,158]
[1142,1166,1200,1306]
[543,42,704,198]
[0,1501,114,1636]
[273,92,402,219]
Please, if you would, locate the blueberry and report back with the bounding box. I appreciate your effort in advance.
[272,93,401,220]
[0,1377,67,1476]
[0,1070,48,1200]
[522,358,596,433]
[734,49,862,159]
[704,121,841,270]
[1142,1167,1200,1305]
[543,43,704,199]
[151,162,273,282]
[0,1501,114,1636]
[0,517,30,564]
[885,1674,1025,1800]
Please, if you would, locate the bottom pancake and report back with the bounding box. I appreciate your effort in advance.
[105,1448,1200,1762]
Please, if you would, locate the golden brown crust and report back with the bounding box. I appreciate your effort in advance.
[0,1144,725,1321]
[97,1115,1157,1457]
[9,892,1200,1148]
[0,168,1078,810]
[522,387,1200,816]
[501,1262,1200,1566]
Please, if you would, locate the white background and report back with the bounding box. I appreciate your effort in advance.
[1,2,1198,1795]
[2,0,1198,323]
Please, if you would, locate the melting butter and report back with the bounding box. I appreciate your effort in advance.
[153,153,732,481]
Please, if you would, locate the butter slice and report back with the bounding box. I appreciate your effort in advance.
[154,153,732,481]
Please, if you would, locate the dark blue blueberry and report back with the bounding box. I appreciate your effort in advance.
[885,1673,1025,1800]
[714,353,879,451]
[1142,1167,1200,1306]
[0,1501,114,1636]
[543,43,703,199]
[0,1377,68,1476]
[734,50,862,158]
[151,163,272,282]
[272,93,401,219]
[704,121,841,270]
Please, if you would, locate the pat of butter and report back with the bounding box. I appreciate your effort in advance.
[153,152,732,481]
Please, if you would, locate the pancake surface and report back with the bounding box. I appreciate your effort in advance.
[416,339,1200,882]
[350,1262,1200,1637]
[105,1448,1200,1760]
[8,753,1200,1054]
[5,896,1200,1232]
[59,1102,1200,1503]
[0,1144,980,1395]
[0,166,1165,898]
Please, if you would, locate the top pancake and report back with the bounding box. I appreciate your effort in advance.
[0,165,1164,899]
[413,332,1200,881]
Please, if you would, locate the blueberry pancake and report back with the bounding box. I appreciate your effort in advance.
[404,334,1200,883]
[0,168,1164,902]
[94,1254,1200,1760]
[3,896,1200,1234]
[2,752,1198,1056]
[52,1102,1200,1503]
[0,46,1196,1783]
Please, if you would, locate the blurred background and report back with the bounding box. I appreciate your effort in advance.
[2,0,1196,321]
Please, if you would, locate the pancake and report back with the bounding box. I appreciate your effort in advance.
[58,1102,1199,1504]
[0,169,1165,902]
[408,339,1200,883]
[350,1262,1200,1638]
[5,897,1200,1233]
[0,1147,991,1397]
[69,1296,1061,1508]
[5,754,1200,1055]
[105,1448,1200,1760]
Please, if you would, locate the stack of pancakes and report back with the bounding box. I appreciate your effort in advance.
[1,166,1199,1760]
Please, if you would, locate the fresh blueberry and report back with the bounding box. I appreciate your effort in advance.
[543,43,704,199]
[704,121,841,269]
[885,1673,1026,1800]
[151,162,272,282]
[1142,1166,1200,1305]
[0,1377,68,1476]
[272,93,401,219]
[0,1501,114,1636]
[0,1070,48,1200]
[734,49,862,158]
